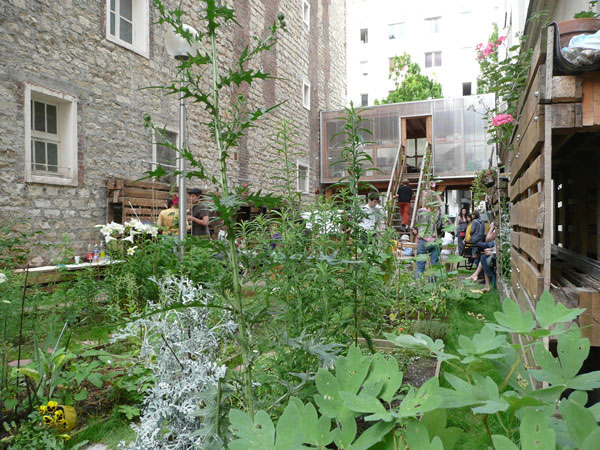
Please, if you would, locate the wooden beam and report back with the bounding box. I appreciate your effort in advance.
[512,105,544,179]
[516,191,544,232]
[551,76,582,103]
[518,154,544,197]
[551,103,582,129]
[520,232,545,265]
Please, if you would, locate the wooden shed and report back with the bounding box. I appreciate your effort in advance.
[499,23,600,347]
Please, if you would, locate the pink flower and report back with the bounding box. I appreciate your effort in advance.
[491,113,515,126]
[476,43,483,50]
[496,36,506,45]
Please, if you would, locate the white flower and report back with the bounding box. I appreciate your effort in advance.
[122,235,135,244]
[0,273,7,284]
[127,246,137,256]
[105,235,115,244]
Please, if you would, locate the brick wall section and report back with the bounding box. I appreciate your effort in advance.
[0,0,346,264]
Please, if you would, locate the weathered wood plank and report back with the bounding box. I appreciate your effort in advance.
[510,202,519,227]
[508,177,520,201]
[518,154,544,196]
[551,76,582,103]
[516,191,545,232]
[520,232,544,266]
[511,248,520,291]
[520,65,544,127]
[582,73,600,126]
[512,106,544,178]
[578,289,600,347]
[124,179,171,190]
[123,187,171,200]
[511,231,520,249]
[551,103,582,128]
[514,249,544,301]
[120,197,166,208]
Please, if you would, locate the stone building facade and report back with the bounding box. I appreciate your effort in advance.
[0,0,346,263]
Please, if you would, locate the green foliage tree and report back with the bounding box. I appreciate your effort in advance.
[376,53,442,105]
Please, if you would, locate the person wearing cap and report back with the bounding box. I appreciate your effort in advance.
[396,179,412,230]
[187,188,210,237]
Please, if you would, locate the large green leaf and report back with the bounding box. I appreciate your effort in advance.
[529,326,596,389]
[288,397,333,448]
[364,353,403,403]
[422,409,461,450]
[395,378,443,418]
[559,399,598,448]
[339,391,393,422]
[229,409,275,450]
[384,332,457,362]
[491,298,536,333]
[520,408,556,449]
[581,428,600,450]
[491,435,519,450]
[535,291,584,329]
[348,422,395,450]
[405,421,444,450]
[456,325,506,364]
[274,402,305,450]
[336,345,371,395]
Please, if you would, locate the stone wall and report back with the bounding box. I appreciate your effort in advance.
[0,0,346,264]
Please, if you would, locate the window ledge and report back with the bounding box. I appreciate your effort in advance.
[106,35,149,59]
[27,173,78,186]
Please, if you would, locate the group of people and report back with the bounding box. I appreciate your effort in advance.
[156,188,211,237]
[456,207,498,292]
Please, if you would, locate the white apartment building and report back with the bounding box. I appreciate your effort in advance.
[347,0,506,106]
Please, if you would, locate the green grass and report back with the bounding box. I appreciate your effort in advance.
[442,288,508,449]
[67,415,136,449]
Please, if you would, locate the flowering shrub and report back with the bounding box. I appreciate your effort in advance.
[490,113,514,127]
[96,219,158,245]
[115,275,236,449]
[476,24,532,153]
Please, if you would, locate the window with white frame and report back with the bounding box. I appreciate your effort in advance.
[25,84,78,186]
[361,94,368,106]
[297,162,309,193]
[152,128,179,186]
[302,0,310,29]
[425,17,441,34]
[360,60,368,76]
[302,80,311,110]
[425,51,442,68]
[388,23,404,40]
[106,0,149,58]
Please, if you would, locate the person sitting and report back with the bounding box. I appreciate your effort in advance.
[467,221,498,286]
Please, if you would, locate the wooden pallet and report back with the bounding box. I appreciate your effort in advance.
[107,178,174,224]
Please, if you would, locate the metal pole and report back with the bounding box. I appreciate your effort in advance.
[177,76,187,258]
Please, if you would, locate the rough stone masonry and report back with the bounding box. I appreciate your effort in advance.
[0,0,346,264]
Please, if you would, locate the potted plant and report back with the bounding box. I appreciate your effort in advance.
[557,1,600,48]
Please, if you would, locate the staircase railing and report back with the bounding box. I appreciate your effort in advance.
[409,143,431,230]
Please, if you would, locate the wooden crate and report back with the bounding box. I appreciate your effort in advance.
[107,178,173,223]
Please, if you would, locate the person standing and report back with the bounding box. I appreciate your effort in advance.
[455,207,469,255]
[187,188,210,237]
[412,190,441,276]
[467,210,485,260]
[359,192,384,233]
[156,198,179,235]
[396,179,413,230]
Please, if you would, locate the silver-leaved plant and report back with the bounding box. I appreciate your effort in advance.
[115,275,236,449]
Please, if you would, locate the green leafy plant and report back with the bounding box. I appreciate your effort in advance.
[148,0,287,418]
[230,292,600,448]
[376,53,443,104]
[574,1,599,18]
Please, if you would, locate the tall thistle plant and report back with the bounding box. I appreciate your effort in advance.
[332,104,382,345]
[149,0,286,418]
